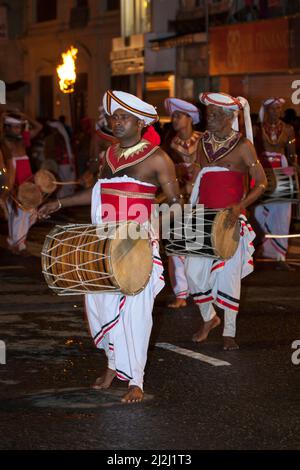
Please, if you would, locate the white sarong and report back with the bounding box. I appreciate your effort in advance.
[254,154,291,260]
[168,255,189,299]
[185,167,255,337]
[85,176,165,389]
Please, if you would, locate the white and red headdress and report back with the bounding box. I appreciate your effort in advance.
[199,92,253,143]
[164,97,200,124]
[103,90,158,126]
[258,97,285,123]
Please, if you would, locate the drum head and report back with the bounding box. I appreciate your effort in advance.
[110,222,153,295]
[18,182,43,209]
[211,209,240,260]
[34,169,57,194]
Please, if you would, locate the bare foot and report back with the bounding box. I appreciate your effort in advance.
[192,315,221,342]
[168,298,187,308]
[223,337,239,351]
[121,386,144,403]
[275,261,295,271]
[93,368,116,390]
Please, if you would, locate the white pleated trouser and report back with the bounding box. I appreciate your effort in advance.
[168,255,189,299]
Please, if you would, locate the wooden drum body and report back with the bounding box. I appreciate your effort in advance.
[165,208,240,260]
[42,221,153,296]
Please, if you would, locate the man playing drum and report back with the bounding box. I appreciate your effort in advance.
[163,98,202,308]
[2,112,42,255]
[185,92,267,350]
[38,90,182,403]
[253,97,297,269]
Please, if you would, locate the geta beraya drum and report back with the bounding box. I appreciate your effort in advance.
[165,207,240,260]
[42,221,153,296]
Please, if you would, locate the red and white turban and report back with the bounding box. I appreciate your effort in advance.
[164,97,200,124]
[103,90,158,126]
[199,92,253,143]
[258,97,285,123]
[199,92,243,110]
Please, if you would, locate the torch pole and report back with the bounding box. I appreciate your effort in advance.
[68,91,78,178]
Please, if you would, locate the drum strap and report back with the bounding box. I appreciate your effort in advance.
[101,188,155,199]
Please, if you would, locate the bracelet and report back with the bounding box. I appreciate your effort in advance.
[249,159,260,168]
[257,183,266,190]
[161,179,178,187]
[169,194,184,203]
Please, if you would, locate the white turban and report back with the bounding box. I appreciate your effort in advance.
[199,91,253,143]
[103,90,158,126]
[4,116,24,126]
[258,97,285,123]
[164,97,200,124]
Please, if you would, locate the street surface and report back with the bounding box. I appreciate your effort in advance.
[0,207,300,450]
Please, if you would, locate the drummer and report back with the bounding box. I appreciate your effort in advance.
[38,90,182,403]
[163,98,202,308]
[253,97,297,269]
[185,92,267,350]
[2,112,42,255]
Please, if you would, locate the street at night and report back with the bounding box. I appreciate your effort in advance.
[0,208,300,451]
[1,0,300,460]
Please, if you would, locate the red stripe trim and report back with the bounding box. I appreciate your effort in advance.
[195,296,214,304]
[153,260,163,267]
[95,318,119,346]
[270,239,286,256]
[116,372,129,382]
[176,292,188,298]
[216,298,239,311]
[211,262,225,272]
[107,90,157,119]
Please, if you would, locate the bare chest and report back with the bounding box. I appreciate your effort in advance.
[5,140,26,158]
[101,158,158,186]
[199,146,247,173]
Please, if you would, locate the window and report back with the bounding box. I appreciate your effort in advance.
[121,0,151,36]
[39,76,53,120]
[36,0,57,22]
[107,0,120,10]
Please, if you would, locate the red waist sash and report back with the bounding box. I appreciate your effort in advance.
[100,181,157,223]
[198,171,244,209]
[260,152,282,168]
[14,156,32,185]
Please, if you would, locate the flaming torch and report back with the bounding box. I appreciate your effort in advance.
[56,46,78,133]
[56,46,78,94]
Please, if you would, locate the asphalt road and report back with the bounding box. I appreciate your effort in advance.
[0,208,300,451]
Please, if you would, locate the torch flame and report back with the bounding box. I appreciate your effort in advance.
[56,46,78,94]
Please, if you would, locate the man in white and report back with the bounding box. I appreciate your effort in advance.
[3,112,41,255]
[164,98,202,308]
[185,92,267,350]
[253,97,297,269]
[39,90,181,402]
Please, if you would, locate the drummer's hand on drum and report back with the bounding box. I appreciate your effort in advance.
[226,204,243,228]
[38,200,60,219]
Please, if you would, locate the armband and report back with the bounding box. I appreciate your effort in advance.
[249,159,260,168]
